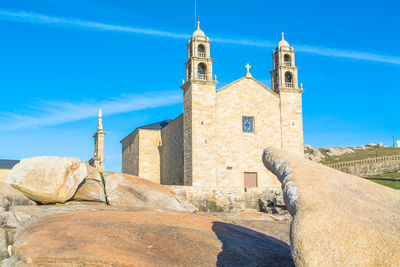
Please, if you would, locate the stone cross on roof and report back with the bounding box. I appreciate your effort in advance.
[245,63,252,78]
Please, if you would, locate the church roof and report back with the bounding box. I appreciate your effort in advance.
[216,75,279,98]
[0,159,19,169]
[192,21,206,37]
[138,120,172,130]
[277,32,290,48]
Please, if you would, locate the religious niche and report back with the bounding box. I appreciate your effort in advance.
[242,116,254,133]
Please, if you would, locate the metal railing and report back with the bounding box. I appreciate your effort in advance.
[198,74,207,80]
[197,52,206,57]
[326,154,400,169]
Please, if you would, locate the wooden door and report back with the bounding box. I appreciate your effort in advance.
[244,172,258,187]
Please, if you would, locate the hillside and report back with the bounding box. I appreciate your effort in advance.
[304,144,400,164]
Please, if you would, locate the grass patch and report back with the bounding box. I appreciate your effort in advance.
[320,147,400,164]
[369,179,400,190]
[370,172,400,179]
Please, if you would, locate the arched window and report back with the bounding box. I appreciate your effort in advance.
[274,55,279,68]
[284,54,291,66]
[198,44,206,57]
[198,63,207,80]
[187,63,191,80]
[285,72,293,87]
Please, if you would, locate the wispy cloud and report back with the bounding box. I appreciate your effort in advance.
[0,9,399,65]
[0,91,182,132]
[0,9,191,39]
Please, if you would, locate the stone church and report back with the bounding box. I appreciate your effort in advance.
[121,23,304,189]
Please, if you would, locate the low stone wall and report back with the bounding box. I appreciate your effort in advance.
[0,169,10,182]
[328,159,400,177]
[168,186,285,213]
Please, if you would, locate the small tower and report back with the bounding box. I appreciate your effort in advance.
[89,108,106,171]
[270,33,304,155]
[181,21,218,186]
[184,21,215,82]
[270,32,299,92]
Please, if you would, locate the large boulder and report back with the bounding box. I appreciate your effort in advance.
[6,157,87,203]
[72,165,106,203]
[263,148,400,266]
[10,208,293,266]
[103,172,184,210]
[0,182,35,210]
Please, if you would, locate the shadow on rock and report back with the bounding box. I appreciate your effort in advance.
[212,221,293,267]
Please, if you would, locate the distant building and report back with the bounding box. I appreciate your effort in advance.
[121,23,304,188]
[0,159,19,182]
[89,109,105,172]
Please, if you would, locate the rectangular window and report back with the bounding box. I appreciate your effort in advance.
[242,116,254,133]
[244,172,258,187]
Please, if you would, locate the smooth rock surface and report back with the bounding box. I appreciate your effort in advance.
[11,207,293,266]
[103,172,184,210]
[72,179,106,203]
[6,157,87,203]
[0,182,35,210]
[263,147,400,266]
[72,165,105,203]
[0,212,31,229]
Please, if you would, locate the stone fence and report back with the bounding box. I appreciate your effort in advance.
[168,186,286,213]
[326,155,400,176]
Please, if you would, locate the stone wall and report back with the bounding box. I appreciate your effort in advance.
[0,169,9,182]
[183,80,218,187]
[138,130,161,184]
[121,130,139,176]
[121,129,161,183]
[160,115,184,185]
[279,90,304,156]
[183,85,193,185]
[215,77,282,188]
[169,185,285,213]
[334,160,400,177]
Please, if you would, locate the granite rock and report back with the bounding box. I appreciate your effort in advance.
[263,147,400,266]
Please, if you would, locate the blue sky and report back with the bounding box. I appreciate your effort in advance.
[0,0,399,171]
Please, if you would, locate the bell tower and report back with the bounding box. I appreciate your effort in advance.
[185,21,215,82]
[270,32,299,93]
[270,33,304,155]
[181,21,218,186]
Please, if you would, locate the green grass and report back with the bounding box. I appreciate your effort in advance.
[368,171,400,190]
[369,179,400,190]
[320,147,400,164]
[370,172,400,179]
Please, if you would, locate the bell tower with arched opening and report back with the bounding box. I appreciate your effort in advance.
[181,21,218,186]
[270,33,304,155]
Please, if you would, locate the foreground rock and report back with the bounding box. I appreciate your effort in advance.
[6,157,87,203]
[0,182,35,211]
[103,172,184,210]
[72,165,106,203]
[10,205,293,266]
[263,148,400,266]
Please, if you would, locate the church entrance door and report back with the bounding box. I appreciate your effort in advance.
[244,172,258,187]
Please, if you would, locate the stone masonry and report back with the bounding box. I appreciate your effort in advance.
[121,23,304,190]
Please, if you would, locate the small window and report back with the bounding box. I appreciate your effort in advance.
[242,116,254,133]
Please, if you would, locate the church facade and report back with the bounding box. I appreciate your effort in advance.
[121,23,304,189]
